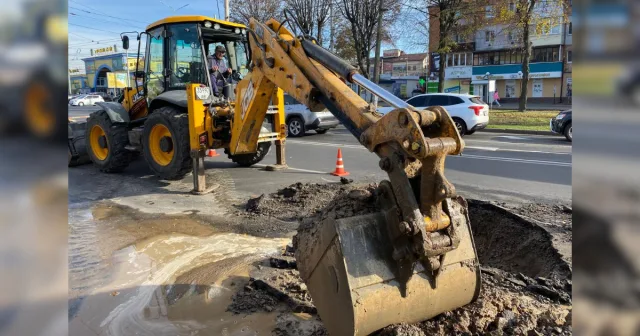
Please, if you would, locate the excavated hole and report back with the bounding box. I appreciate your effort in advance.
[468,200,571,280]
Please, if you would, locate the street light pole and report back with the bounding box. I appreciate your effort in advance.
[485,72,491,112]
[224,0,229,21]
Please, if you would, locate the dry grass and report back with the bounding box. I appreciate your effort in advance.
[487,110,558,131]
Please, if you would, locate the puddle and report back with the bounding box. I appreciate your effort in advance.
[69,202,290,336]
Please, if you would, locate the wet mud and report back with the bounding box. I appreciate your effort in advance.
[69,181,572,336]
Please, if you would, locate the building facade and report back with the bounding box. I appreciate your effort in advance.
[69,74,89,94]
[428,0,572,103]
[82,51,143,96]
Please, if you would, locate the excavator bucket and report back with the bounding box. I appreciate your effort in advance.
[296,198,480,336]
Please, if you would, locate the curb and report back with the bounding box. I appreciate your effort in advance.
[478,128,557,136]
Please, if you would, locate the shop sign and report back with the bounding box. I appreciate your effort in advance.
[472,71,561,80]
[93,46,116,56]
[445,86,461,93]
[445,66,472,79]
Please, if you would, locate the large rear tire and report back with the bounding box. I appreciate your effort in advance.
[227,142,271,167]
[85,110,131,172]
[142,106,192,180]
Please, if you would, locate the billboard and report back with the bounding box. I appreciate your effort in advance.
[430,52,440,73]
[107,72,128,88]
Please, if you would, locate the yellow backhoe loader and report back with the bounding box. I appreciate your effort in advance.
[70,14,480,335]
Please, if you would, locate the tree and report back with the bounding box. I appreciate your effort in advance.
[404,0,486,92]
[338,0,400,78]
[284,0,332,46]
[333,21,357,62]
[493,0,568,111]
[229,0,284,25]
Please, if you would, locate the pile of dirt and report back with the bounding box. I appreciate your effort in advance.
[378,271,571,335]
[233,183,573,335]
[240,182,366,222]
[227,283,280,314]
[468,200,572,281]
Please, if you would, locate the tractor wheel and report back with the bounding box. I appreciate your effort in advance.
[24,80,65,141]
[85,110,131,172]
[226,142,272,167]
[142,106,192,180]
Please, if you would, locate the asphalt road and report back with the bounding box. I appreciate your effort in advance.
[255,127,572,203]
[69,106,572,203]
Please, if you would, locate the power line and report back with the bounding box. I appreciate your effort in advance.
[69,11,144,30]
[69,32,94,41]
[68,1,149,25]
[69,23,122,34]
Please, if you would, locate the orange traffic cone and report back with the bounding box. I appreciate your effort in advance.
[331,149,350,176]
[206,149,220,157]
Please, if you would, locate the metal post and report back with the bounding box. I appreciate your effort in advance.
[126,50,130,88]
[224,0,229,21]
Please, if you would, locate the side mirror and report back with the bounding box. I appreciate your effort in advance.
[122,36,130,50]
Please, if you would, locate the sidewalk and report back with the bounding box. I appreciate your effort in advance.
[490,102,571,111]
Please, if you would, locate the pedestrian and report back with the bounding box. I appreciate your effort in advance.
[207,45,232,97]
[492,91,501,107]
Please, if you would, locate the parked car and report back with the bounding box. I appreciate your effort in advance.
[69,94,104,106]
[94,91,115,102]
[284,94,340,137]
[550,109,572,142]
[379,93,489,136]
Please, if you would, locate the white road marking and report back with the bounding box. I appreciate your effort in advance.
[495,135,531,140]
[287,139,571,167]
[289,139,570,155]
[466,146,499,151]
[254,164,328,174]
[456,154,571,167]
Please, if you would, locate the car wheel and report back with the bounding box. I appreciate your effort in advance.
[564,122,572,142]
[287,117,305,137]
[452,118,467,137]
[316,129,328,134]
[78,102,84,106]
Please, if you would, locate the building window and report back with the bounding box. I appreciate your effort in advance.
[485,5,494,18]
[568,22,572,35]
[567,50,572,63]
[509,2,516,12]
[485,30,495,42]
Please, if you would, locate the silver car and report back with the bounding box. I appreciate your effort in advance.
[69,94,104,106]
[284,94,339,137]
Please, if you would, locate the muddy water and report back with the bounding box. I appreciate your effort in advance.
[69,202,289,336]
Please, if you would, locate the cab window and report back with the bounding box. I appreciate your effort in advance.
[168,24,205,89]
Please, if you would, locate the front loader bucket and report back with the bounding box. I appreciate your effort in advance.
[296,207,481,335]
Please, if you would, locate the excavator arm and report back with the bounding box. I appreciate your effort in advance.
[234,18,480,335]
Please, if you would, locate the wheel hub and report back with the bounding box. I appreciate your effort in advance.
[98,135,108,149]
[159,136,173,152]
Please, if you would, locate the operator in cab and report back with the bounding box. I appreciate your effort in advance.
[207,45,232,97]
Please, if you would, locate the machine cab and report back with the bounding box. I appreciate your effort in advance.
[131,16,249,109]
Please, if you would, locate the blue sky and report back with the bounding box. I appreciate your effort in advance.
[68,0,228,70]
[68,0,426,71]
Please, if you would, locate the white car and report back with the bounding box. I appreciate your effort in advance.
[69,94,104,106]
[284,94,339,137]
[379,93,489,136]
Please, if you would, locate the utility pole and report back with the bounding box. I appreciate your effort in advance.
[372,0,384,84]
[329,3,335,52]
[224,0,229,21]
